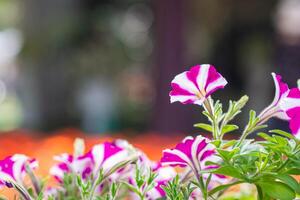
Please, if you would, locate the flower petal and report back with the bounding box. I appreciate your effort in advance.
[0,154,37,187]
[280,88,300,115]
[170,64,227,105]
[161,135,217,174]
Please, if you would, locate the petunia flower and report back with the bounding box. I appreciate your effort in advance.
[0,154,38,187]
[288,111,300,138]
[258,73,290,121]
[129,162,176,200]
[110,139,151,182]
[169,64,227,106]
[161,135,216,178]
[280,88,300,138]
[86,142,133,176]
[50,153,93,182]
[50,141,136,183]
[258,73,300,137]
[146,163,176,199]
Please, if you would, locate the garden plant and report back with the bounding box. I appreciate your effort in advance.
[0,64,300,200]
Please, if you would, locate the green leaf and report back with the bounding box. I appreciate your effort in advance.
[221,124,239,135]
[217,149,237,161]
[257,181,295,200]
[122,182,141,196]
[208,181,244,196]
[286,168,300,175]
[193,123,212,132]
[276,174,300,194]
[258,132,274,142]
[213,165,244,179]
[211,140,221,147]
[270,129,295,139]
[249,110,257,124]
[221,140,237,149]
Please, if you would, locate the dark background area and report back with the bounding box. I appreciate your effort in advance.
[0,0,299,135]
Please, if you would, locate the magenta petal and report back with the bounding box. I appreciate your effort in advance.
[170,83,194,96]
[287,88,300,98]
[204,65,220,89]
[161,135,217,174]
[289,114,300,138]
[0,156,15,179]
[200,149,215,161]
[102,142,123,161]
[0,154,37,186]
[160,152,187,167]
[169,64,227,105]
[275,74,289,100]
[186,65,201,90]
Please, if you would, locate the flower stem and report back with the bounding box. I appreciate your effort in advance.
[5,179,33,200]
[25,163,41,196]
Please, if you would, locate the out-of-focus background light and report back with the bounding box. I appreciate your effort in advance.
[0,0,298,135]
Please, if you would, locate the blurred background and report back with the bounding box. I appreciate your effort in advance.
[0,0,299,135]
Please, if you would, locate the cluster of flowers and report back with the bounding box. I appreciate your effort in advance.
[0,64,299,200]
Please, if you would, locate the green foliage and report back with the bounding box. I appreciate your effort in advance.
[5,92,300,200]
[123,165,158,200]
[163,175,195,200]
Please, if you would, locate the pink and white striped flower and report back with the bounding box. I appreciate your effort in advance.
[129,162,176,200]
[288,109,300,138]
[280,88,300,138]
[169,64,227,105]
[50,141,134,183]
[280,88,300,116]
[258,73,290,121]
[146,163,176,199]
[0,154,38,187]
[50,153,93,182]
[161,136,216,176]
[259,73,300,137]
[87,142,131,175]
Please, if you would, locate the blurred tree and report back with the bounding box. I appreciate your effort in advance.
[20,0,82,131]
[150,0,196,133]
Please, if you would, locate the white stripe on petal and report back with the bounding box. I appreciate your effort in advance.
[163,149,193,167]
[172,72,198,94]
[155,167,176,181]
[147,187,163,199]
[49,166,65,180]
[161,161,188,166]
[72,157,91,175]
[193,98,205,105]
[191,136,203,172]
[91,144,105,174]
[170,95,196,104]
[206,77,227,95]
[198,143,215,169]
[279,98,300,111]
[101,150,128,174]
[11,155,27,183]
[182,136,195,143]
[271,72,281,106]
[196,64,210,91]
[53,153,71,163]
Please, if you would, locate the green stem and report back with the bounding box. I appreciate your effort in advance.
[236,127,250,147]
[88,170,104,200]
[199,176,208,200]
[203,98,220,140]
[256,184,263,200]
